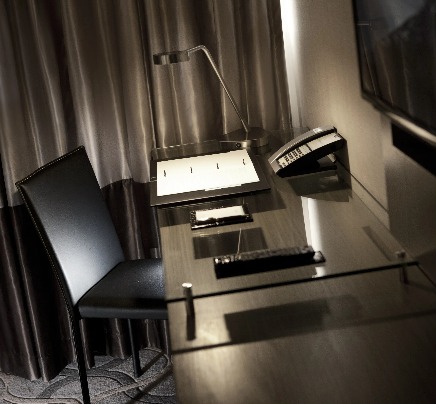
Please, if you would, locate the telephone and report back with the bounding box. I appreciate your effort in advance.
[268,126,345,177]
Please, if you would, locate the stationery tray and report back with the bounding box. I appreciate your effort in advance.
[150,149,270,207]
[190,204,252,230]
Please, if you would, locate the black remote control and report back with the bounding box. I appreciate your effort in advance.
[214,246,321,278]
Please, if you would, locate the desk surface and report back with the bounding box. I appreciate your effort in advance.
[157,141,415,302]
[154,135,436,403]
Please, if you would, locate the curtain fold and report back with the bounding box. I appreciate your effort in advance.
[0,159,41,380]
[0,0,291,381]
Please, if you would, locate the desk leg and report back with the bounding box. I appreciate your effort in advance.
[183,283,195,317]
[182,283,196,340]
[396,250,409,284]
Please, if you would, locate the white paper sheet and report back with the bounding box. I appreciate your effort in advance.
[157,149,259,196]
[195,205,246,222]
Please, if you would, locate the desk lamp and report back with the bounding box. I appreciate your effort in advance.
[153,45,269,148]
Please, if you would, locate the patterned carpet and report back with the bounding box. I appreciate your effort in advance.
[0,348,176,403]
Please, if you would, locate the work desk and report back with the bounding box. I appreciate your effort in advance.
[152,134,436,403]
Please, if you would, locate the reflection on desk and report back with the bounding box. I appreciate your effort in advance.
[193,228,267,259]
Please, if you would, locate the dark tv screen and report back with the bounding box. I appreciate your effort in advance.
[352,0,436,137]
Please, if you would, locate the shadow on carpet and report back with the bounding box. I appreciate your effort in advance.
[0,348,176,403]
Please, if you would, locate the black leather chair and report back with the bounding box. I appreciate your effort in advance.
[16,146,168,404]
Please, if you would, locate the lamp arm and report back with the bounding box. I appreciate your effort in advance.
[187,45,250,134]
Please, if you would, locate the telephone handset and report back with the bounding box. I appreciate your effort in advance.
[268,126,345,177]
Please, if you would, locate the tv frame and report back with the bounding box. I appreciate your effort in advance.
[351,0,436,175]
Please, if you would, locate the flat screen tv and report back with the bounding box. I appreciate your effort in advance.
[352,0,436,174]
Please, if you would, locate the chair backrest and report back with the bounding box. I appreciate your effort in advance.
[16,146,125,306]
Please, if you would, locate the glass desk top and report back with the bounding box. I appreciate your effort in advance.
[156,152,417,302]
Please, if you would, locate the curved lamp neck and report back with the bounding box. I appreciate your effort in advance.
[153,45,250,134]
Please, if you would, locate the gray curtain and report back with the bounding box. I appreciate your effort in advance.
[0,0,291,381]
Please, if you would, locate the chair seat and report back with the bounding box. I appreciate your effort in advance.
[78,259,167,320]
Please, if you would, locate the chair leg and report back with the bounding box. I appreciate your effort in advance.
[127,319,141,378]
[162,319,172,360]
[71,316,91,404]
[150,206,162,259]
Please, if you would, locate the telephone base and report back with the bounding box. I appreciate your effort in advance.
[277,155,337,177]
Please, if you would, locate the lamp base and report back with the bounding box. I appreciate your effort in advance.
[219,127,269,149]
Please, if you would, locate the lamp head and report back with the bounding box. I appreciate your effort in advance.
[153,50,190,65]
